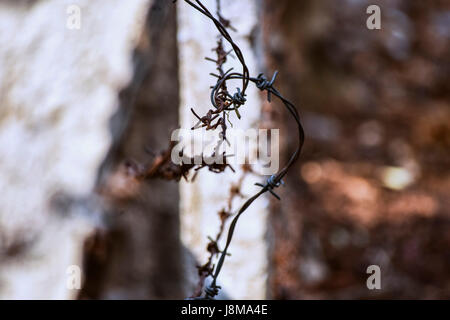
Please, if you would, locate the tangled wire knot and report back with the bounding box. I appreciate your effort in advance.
[176,0,305,299]
[255,174,284,200]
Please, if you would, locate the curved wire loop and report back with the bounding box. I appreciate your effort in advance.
[179,0,305,299]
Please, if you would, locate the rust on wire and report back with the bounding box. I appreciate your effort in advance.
[175,0,305,299]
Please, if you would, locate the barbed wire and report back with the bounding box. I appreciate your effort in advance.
[188,3,242,297]
[175,0,305,299]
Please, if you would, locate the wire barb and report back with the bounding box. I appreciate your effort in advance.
[176,0,305,299]
[255,71,278,102]
[255,175,284,200]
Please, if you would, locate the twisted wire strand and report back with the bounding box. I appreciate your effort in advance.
[185,0,249,95]
[178,0,305,299]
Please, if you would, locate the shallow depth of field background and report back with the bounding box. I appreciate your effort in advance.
[0,0,448,299]
[262,0,449,299]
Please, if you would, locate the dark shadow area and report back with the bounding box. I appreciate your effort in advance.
[80,0,183,299]
[263,0,450,299]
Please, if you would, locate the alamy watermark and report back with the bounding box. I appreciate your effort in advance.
[66,5,81,30]
[366,265,381,290]
[366,5,381,30]
[171,128,280,175]
[66,265,81,290]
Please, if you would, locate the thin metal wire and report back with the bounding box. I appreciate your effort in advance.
[177,0,305,299]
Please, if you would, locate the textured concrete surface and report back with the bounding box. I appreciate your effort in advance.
[177,0,269,299]
[0,0,150,299]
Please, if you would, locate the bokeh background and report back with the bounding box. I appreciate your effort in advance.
[0,0,448,299]
[263,0,450,299]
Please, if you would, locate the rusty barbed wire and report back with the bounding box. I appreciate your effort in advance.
[128,140,233,182]
[189,1,244,297]
[190,164,252,298]
[175,0,305,299]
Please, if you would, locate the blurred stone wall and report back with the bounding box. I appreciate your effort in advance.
[0,0,184,299]
[1,0,448,300]
[83,0,182,299]
[178,0,269,299]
